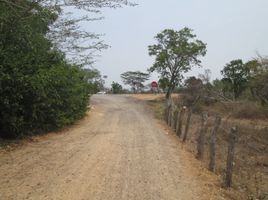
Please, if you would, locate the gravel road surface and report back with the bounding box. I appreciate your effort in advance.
[0,95,224,200]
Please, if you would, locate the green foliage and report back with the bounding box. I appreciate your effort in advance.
[250,72,268,105]
[84,68,105,94]
[158,78,169,92]
[148,27,207,99]
[1,0,136,66]
[245,56,268,105]
[212,79,233,99]
[221,59,250,100]
[120,71,150,92]
[0,1,90,138]
[111,82,123,94]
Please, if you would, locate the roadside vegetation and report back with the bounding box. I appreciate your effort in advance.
[0,0,132,139]
[181,55,268,120]
[136,27,268,199]
[145,27,268,120]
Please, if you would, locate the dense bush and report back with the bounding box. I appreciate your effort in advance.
[0,1,91,138]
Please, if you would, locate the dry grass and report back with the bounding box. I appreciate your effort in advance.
[139,94,268,200]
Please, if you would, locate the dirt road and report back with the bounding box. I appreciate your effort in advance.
[0,95,224,200]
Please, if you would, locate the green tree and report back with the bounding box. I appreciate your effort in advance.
[246,56,268,104]
[120,71,150,93]
[148,28,207,99]
[111,82,123,94]
[84,69,105,94]
[212,79,233,99]
[0,1,90,138]
[158,78,169,92]
[221,59,250,100]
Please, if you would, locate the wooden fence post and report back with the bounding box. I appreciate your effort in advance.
[209,115,222,172]
[168,104,173,127]
[182,108,192,142]
[176,107,186,137]
[164,106,168,124]
[225,127,237,187]
[175,109,180,133]
[172,108,178,131]
[196,111,208,159]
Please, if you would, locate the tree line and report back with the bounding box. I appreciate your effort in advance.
[117,27,267,109]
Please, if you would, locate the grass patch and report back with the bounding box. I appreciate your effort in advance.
[147,99,165,120]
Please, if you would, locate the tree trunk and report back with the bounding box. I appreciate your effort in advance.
[166,89,171,100]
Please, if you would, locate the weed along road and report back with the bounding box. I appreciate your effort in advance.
[0,95,224,200]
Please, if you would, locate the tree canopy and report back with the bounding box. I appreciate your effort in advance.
[148,27,207,99]
[221,59,250,100]
[247,56,268,104]
[120,71,150,92]
[1,0,135,65]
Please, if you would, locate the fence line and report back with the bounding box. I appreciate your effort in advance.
[164,101,237,188]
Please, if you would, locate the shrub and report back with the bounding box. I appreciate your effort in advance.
[0,1,90,138]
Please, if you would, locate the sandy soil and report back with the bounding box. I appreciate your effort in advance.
[0,95,226,200]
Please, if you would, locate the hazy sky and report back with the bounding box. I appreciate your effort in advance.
[82,0,268,87]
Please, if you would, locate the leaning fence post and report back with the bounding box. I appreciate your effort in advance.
[182,107,192,142]
[225,127,237,187]
[176,106,186,137]
[196,111,208,159]
[209,115,222,172]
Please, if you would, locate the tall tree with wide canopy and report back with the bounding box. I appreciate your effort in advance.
[148,28,207,99]
[121,71,150,92]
